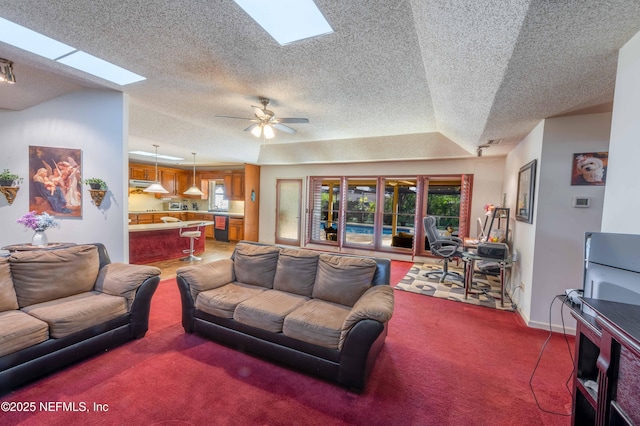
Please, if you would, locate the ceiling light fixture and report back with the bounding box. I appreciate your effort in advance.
[143,145,169,194]
[250,123,275,139]
[0,58,16,84]
[183,152,205,196]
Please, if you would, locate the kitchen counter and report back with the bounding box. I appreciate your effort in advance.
[128,210,244,217]
[128,221,214,264]
[129,220,214,233]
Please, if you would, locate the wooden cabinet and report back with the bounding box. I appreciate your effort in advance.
[223,173,244,201]
[187,212,215,238]
[571,299,640,426]
[129,164,155,181]
[229,217,244,241]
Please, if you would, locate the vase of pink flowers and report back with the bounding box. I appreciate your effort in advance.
[17,211,60,247]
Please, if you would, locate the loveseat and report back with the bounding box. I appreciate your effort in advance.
[0,243,161,394]
[176,241,393,391]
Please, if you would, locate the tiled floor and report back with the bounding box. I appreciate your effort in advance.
[142,239,237,279]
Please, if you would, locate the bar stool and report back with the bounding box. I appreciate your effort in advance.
[160,217,201,261]
[180,224,203,262]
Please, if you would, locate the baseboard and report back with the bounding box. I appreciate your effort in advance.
[514,305,576,335]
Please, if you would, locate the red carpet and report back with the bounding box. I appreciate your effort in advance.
[1,261,573,425]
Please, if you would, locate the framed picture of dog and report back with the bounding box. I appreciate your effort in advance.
[571,152,607,186]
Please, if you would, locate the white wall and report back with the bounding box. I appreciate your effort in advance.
[503,121,544,322]
[0,90,129,261]
[602,29,640,233]
[259,157,505,259]
[504,114,611,331]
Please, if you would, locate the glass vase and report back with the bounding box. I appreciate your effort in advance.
[31,230,48,247]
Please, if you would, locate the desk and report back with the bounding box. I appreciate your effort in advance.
[461,251,513,307]
[463,237,480,251]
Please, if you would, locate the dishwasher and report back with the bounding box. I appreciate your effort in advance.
[213,215,229,242]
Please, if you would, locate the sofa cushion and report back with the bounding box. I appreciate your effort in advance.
[10,245,100,308]
[178,259,235,302]
[0,310,49,357]
[94,263,161,309]
[312,255,377,307]
[283,299,351,349]
[234,290,309,333]
[21,291,128,339]
[196,282,266,318]
[233,243,280,289]
[273,248,319,297]
[0,257,18,312]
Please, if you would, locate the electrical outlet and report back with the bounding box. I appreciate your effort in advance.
[520,281,525,290]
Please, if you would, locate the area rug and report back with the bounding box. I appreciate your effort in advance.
[395,262,514,311]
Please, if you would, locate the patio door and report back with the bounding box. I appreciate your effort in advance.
[275,179,302,246]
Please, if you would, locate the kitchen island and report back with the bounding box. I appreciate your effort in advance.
[129,220,214,264]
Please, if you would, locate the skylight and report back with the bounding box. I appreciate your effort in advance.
[57,51,145,86]
[233,0,333,45]
[0,16,145,85]
[129,151,185,161]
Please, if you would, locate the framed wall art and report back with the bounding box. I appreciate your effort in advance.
[29,146,82,218]
[516,159,536,224]
[571,152,607,186]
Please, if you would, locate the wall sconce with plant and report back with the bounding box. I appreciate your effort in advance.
[0,169,23,205]
[83,178,108,207]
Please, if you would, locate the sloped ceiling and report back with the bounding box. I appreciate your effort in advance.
[0,1,639,167]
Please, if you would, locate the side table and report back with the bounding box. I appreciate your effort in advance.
[462,251,513,307]
[2,242,77,252]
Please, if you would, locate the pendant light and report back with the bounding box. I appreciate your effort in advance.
[0,58,16,84]
[143,144,169,194]
[183,152,205,196]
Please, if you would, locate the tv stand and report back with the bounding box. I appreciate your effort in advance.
[571,298,640,425]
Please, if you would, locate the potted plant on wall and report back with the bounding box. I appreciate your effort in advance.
[0,169,23,187]
[82,178,108,190]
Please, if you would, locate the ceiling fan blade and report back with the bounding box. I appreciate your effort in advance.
[252,106,267,120]
[215,115,254,120]
[244,123,259,132]
[276,117,309,124]
[272,123,297,134]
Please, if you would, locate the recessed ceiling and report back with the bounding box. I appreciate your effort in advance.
[1,1,639,167]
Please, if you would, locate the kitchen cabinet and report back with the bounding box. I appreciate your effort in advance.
[130,213,153,224]
[229,217,244,241]
[223,173,244,201]
[157,169,191,198]
[187,212,214,238]
[129,164,155,181]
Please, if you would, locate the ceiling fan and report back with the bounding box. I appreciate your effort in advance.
[216,97,309,139]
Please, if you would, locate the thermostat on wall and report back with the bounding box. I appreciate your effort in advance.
[572,197,591,208]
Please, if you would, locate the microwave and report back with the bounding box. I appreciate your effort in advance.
[167,202,184,211]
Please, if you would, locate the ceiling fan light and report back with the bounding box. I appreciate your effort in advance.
[251,125,262,138]
[263,124,274,139]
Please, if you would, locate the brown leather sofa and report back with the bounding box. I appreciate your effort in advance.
[176,241,393,392]
[0,243,161,394]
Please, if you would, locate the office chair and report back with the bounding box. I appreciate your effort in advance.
[423,216,464,283]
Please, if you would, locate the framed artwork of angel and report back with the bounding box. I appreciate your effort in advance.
[28,145,82,218]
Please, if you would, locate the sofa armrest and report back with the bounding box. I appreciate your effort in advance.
[339,285,394,350]
[176,259,235,303]
[94,263,161,309]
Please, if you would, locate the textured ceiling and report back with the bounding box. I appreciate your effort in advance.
[0,1,639,167]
